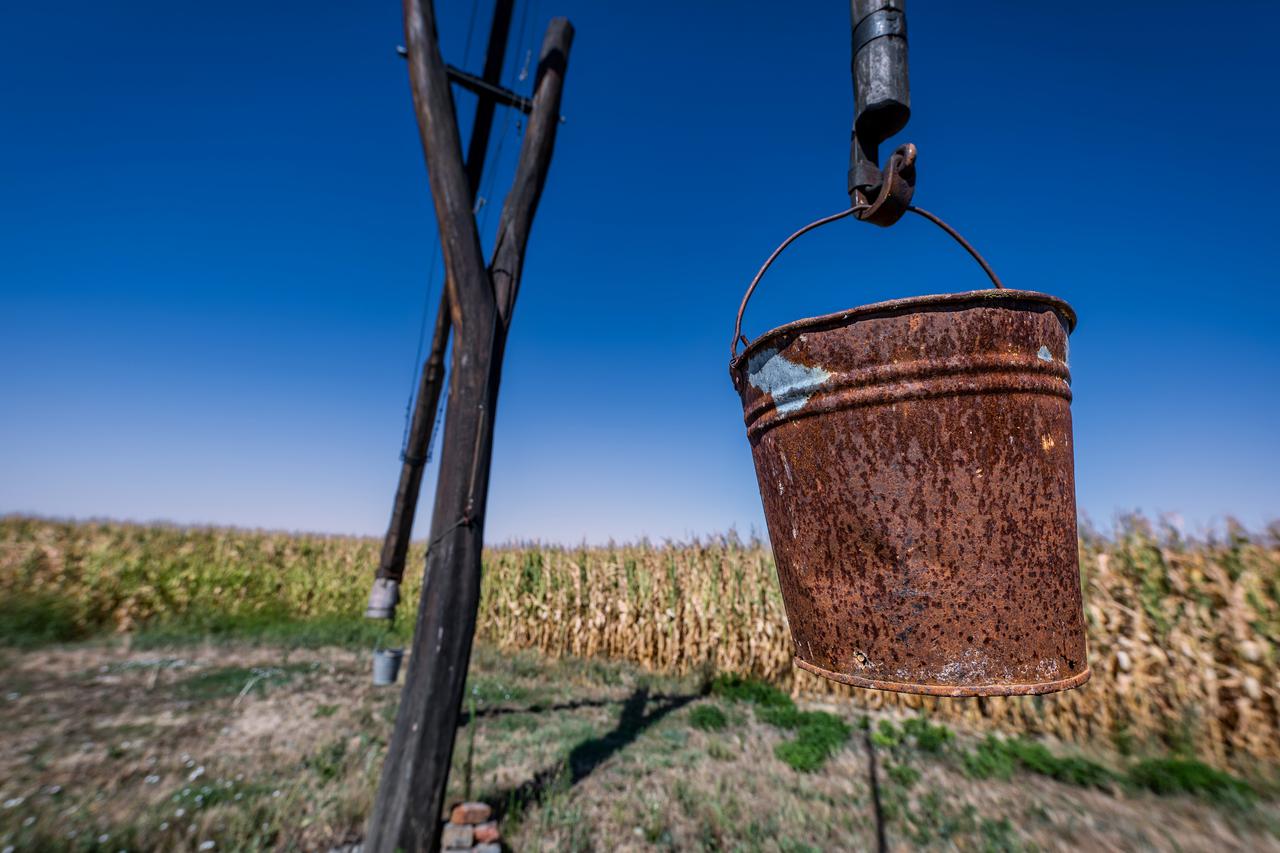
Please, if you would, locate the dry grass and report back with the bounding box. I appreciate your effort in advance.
[2,514,1278,768]
[1,642,1276,852]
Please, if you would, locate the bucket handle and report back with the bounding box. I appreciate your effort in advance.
[730,205,1005,361]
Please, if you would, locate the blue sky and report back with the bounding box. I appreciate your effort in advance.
[3,1,1278,542]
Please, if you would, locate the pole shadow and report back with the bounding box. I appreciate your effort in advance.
[486,683,707,821]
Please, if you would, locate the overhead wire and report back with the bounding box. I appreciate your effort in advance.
[399,242,443,459]
[478,0,537,238]
[428,0,529,465]
[399,0,483,461]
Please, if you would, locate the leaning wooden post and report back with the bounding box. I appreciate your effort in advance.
[364,4,573,850]
[367,0,517,619]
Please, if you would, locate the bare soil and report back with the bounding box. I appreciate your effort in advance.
[0,642,1276,852]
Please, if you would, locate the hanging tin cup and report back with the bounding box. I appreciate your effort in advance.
[372,648,404,686]
[728,207,1089,697]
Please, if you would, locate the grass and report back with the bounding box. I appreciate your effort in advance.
[1128,757,1257,806]
[957,732,1259,807]
[689,705,727,732]
[175,663,315,701]
[1,639,1276,852]
[872,732,1037,853]
[961,735,1115,789]
[133,611,411,652]
[0,593,85,648]
[885,762,921,789]
[4,514,1279,768]
[708,673,792,708]
[902,716,955,753]
[712,674,852,772]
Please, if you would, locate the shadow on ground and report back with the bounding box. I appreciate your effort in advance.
[459,695,622,726]
[488,684,707,819]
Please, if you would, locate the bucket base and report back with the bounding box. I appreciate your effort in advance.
[794,658,1091,698]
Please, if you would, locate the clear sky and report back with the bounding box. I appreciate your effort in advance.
[3,1,1278,542]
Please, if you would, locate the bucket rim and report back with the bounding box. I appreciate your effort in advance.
[794,658,1092,697]
[732,289,1076,370]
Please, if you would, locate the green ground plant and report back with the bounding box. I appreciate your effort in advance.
[0,593,83,647]
[0,637,1275,852]
[961,735,1115,789]
[175,663,315,701]
[1127,757,1257,806]
[712,674,852,771]
[689,704,727,732]
[957,733,1259,807]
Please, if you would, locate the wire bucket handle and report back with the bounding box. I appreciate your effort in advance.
[730,204,1005,362]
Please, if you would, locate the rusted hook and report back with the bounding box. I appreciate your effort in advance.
[853,142,916,228]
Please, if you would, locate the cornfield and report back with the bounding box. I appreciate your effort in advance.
[2,515,1277,768]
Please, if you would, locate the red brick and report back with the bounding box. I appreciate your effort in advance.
[449,801,493,825]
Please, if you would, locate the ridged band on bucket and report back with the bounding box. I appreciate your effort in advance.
[730,289,1089,697]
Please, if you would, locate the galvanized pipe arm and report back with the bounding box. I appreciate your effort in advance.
[849,0,914,227]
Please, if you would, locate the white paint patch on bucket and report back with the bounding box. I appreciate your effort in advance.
[747,347,831,415]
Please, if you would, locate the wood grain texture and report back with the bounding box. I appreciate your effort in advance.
[374,0,514,586]
[365,5,573,851]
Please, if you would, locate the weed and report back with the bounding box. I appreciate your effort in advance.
[305,739,349,783]
[134,612,412,651]
[642,799,673,846]
[903,790,975,846]
[710,673,790,708]
[1127,757,1256,806]
[772,713,851,772]
[962,736,1017,780]
[689,704,728,732]
[979,816,1022,852]
[706,739,734,761]
[961,735,1114,789]
[673,779,697,815]
[903,716,954,753]
[1006,739,1115,788]
[871,719,903,749]
[465,676,533,706]
[711,674,851,771]
[169,777,270,811]
[0,593,84,647]
[886,762,921,789]
[174,663,313,701]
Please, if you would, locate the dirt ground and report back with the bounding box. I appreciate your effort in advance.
[0,641,1277,852]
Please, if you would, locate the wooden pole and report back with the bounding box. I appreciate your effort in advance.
[463,0,515,197]
[368,0,516,619]
[364,4,573,850]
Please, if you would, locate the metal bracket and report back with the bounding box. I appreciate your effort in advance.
[848,1,913,227]
[853,7,906,55]
[443,63,534,115]
[398,46,566,122]
[397,46,532,113]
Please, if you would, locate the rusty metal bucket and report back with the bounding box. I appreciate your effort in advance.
[728,208,1089,697]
